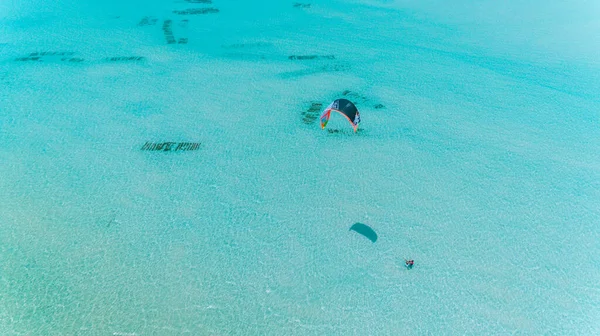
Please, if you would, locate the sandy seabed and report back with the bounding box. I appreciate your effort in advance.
[1,0,599,334]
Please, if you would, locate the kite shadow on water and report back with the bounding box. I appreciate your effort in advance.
[350,223,377,243]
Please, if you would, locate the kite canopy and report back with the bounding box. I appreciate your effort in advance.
[320,99,361,132]
[349,223,377,242]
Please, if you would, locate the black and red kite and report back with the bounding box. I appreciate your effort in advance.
[320,99,361,132]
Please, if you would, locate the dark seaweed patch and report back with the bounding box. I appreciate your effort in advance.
[15,56,41,62]
[288,55,335,60]
[173,8,219,15]
[293,3,311,8]
[162,19,177,44]
[301,102,323,124]
[138,16,158,26]
[61,57,84,62]
[15,51,83,63]
[162,19,189,44]
[141,142,201,152]
[30,52,75,57]
[104,56,145,62]
[185,0,212,3]
[374,103,385,109]
[327,128,365,135]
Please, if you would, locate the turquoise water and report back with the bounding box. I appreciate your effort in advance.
[1,0,599,334]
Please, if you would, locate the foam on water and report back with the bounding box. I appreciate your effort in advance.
[1,0,599,334]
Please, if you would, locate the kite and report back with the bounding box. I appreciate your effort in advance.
[320,99,361,132]
[349,223,377,242]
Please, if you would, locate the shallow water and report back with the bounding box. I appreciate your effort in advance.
[1,0,599,334]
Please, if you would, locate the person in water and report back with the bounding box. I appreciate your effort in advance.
[405,259,414,269]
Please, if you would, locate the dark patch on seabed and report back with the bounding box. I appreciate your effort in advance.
[28,51,75,57]
[293,3,311,8]
[327,128,366,135]
[139,11,190,44]
[14,51,84,63]
[104,56,145,62]
[162,19,188,44]
[280,53,347,78]
[13,51,149,64]
[138,16,158,26]
[141,142,201,152]
[14,56,42,62]
[288,55,335,60]
[185,0,212,3]
[173,8,219,15]
[301,102,323,125]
